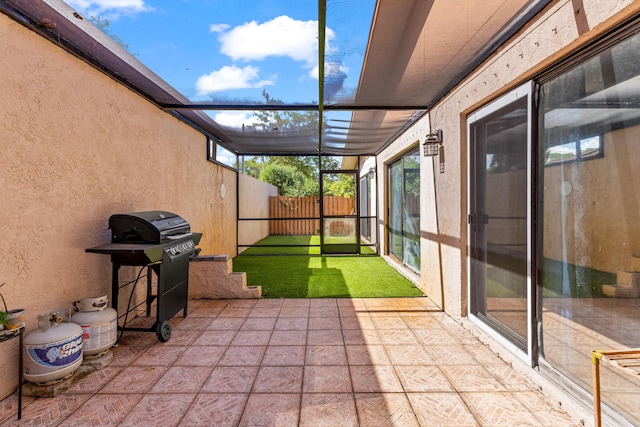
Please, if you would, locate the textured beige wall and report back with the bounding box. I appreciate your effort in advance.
[238,173,278,253]
[378,0,639,318]
[0,14,236,399]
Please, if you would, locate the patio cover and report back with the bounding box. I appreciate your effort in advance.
[1,0,552,156]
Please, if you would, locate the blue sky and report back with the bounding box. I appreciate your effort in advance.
[66,0,375,116]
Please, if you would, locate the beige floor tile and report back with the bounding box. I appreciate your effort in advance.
[178,393,248,427]
[253,366,304,393]
[100,366,167,393]
[193,330,237,346]
[413,326,461,345]
[231,330,272,346]
[206,317,245,330]
[174,316,211,330]
[66,365,123,394]
[228,299,258,308]
[303,366,352,392]
[0,297,589,426]
[132,345,187,366]
[283,299,311,308]
[398,365,453,392]
[13,394,90,426]
[201,366,259,393]
[377,329,419,345]
[116,331,160,347]
[241,317,277,330]
[300,393,358,427]
[280,307,310,318]
[441,365,507,392]
[188,298,227,308]
[247,307,282,318]
[515,391,580,426]
[57,393,142,426]
[461,392,543,426]
[270,330,307,345]
[218,345,266,366]
[425,344,477,365]
[274,317,308,330]
[174,345,226,367]
[263,345,306,366]
[188,306,225,317]
[401,314,446,329]
[385,344,432,365]
[371,315,410,330]
[354,392,420,426]
[308,329,344,346]
[345,344,391,366]
[108,345,146,366]
[407,393,479,426]
[340,314,376,329]
[308,316,342,330]
[161,329,201,346]
[118,393,195,427]
[306,345,348,365]
[150,366,212,393]
[350,365,404,393]
[219,307,252,318]
[309,306,340,318]
[239,393,300,426]
[342,328,382,345]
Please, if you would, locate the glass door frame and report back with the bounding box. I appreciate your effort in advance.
[467,81,536,366]
[386,148,421,274]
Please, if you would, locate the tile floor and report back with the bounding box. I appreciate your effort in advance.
[0,297,579,426]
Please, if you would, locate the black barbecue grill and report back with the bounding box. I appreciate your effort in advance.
[86,211,202,342]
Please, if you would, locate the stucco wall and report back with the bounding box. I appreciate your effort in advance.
[378,0,639,318]
[0,14,237,399]
[238,173,278,253]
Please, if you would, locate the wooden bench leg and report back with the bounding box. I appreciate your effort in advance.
[592,350,602,427]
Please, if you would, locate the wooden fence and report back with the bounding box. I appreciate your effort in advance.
[269,196,355,235]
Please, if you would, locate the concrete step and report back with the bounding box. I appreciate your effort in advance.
[189,255,261,299]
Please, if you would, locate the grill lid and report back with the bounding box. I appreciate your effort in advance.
[109,211,191,244]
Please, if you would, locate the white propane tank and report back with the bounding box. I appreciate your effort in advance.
[23,308,84,384]
[71,295,117,357]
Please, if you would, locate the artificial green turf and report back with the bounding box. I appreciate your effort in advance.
[240,234,375,255]
[232,254,424,298]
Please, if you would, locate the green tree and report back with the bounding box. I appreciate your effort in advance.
[259,164,306,196]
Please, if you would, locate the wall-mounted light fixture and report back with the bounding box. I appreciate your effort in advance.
[423,129,443,157]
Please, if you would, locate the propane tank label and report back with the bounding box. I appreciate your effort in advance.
[26,335,83,367]
[80,317,117,349]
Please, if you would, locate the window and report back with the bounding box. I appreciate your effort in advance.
[538,24,640,424]
[388,149,420,272]
[543,134,602,165]
[207,138,238,169]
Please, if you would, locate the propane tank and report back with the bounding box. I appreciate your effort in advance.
[23,308,84,384]
[71,295,117,358]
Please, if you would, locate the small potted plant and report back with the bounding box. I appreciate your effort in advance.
[0,282,24,331]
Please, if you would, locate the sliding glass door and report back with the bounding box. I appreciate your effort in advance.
[388,150,420,272]
[468,83,533,361]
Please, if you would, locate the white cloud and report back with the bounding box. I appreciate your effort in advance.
[196,65,274,94]
[216,15,334,70]
[67,0,151,17]
[209,23,230,33]
[213,112,262,128]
